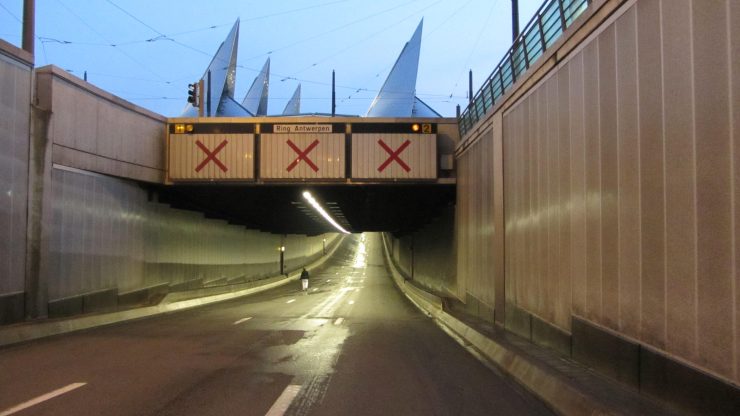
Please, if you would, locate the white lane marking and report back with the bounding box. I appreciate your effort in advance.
[265,384,302,416]
[312,288,318,292]
[348,300,355,305]
[286,299,296,304]
[326,279,331,282]
[334,318,344,325]
[0,383,87,416]
[233,317,252,325]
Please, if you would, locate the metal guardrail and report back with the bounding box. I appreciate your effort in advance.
[458,0,591,137]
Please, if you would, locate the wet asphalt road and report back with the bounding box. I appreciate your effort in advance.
[0,234,553,416]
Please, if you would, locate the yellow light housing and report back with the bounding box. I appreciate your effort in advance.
[411,123,420,132]
[174,124,185,134]
[185,124,194,132]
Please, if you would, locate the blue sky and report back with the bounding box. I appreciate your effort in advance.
[0,0,542,117]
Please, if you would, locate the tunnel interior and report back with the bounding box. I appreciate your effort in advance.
[153,184,456,236]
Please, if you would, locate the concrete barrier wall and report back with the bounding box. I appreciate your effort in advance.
[384,206,458,298]
[35,65,166,184]
[455,0,740,389]
[0,41,32,323]
[47,165,337,304]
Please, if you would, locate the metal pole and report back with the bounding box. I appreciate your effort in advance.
[22,0,35,55]
[331,70,336,117]
[468,70,473,104]
[511,0,520,42]
[456,104,461,119]
[207,70,212,117]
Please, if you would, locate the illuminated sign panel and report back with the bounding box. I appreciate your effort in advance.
[351,133,437,179]
[168,134,255,181]
[260,133,345,179]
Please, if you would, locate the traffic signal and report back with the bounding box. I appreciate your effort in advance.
[187,82,199,107]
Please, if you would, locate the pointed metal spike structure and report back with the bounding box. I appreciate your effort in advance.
[242,58,270,116]
[367,19,436,117]
[412,96,441,117]
[182,19,249,117]
[282,84,301,115]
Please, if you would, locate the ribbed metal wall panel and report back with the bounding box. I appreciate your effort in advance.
[0,51,31,295]
[260,133,344,179]
[48,167,338,298]
[351,133,436,179]
[492,0,740,384]
[168,133,254,180]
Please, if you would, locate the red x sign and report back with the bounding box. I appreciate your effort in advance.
[286,139,320,172]
[377,139,411,172]
[195,140,228,172]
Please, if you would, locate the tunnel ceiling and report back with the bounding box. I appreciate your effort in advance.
[153,184,455,236]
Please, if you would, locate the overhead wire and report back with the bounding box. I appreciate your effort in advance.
[35,0,470,112]
[53,0,167,81]
[448,0,499,100]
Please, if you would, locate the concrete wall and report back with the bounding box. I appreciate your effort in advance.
[35,65,166,184]
[0,41,32,324]
[452,0,740,407]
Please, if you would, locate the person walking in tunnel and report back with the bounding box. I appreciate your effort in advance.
[300,268,310,291]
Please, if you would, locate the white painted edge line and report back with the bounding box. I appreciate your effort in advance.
[0,382,87,416]
[286,299,296,304]
[334,318,344,325]
[264,384,302,416]
[348,300,355,305]
[233,317,253,325]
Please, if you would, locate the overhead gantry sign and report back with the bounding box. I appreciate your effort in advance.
[166,118,443,184]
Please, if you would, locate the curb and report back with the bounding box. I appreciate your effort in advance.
[380,235,615,416]
[0,235,347,348]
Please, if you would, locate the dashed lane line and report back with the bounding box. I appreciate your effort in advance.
[233,317,253,325]
[0,383,87,416]
[265,384,302,416]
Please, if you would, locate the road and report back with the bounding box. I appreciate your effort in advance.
[0,234,553,416]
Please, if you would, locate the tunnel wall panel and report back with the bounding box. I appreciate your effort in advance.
[457,128,496,310]
[47,166,336,301]
[0,42,31,322]
[481,0,740,385]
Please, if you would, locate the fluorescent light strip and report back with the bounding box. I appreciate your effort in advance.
[302,191,350,234]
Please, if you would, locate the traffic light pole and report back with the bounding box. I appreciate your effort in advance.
[198,79,204,118]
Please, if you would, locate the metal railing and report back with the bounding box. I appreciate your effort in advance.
[458,0,591,137]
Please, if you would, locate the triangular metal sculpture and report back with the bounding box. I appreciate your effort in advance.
[181,19,250,117]
[366,20,438,117]
[282,84,301,115]
[242,58,270,116]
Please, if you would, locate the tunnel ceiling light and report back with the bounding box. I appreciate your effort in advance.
[302,191,350,234]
